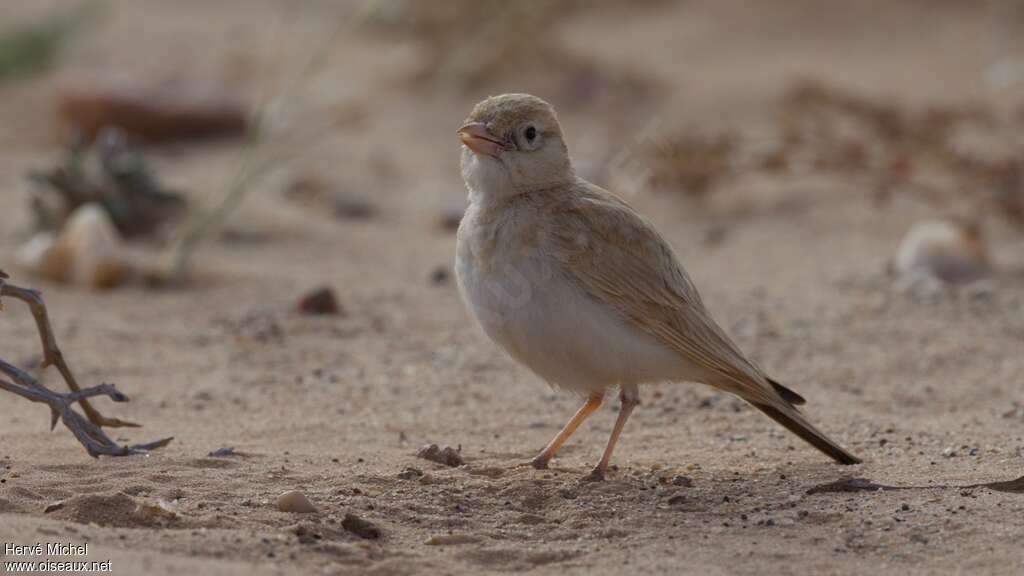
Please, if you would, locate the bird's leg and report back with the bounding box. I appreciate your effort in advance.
[585,385,639,481]
[530,395,603,469]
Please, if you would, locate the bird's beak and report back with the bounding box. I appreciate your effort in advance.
[458,122,505,158]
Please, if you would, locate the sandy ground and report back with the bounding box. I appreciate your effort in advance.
[1,1,1024,574]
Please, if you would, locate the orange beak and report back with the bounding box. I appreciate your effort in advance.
[458,122,505,158]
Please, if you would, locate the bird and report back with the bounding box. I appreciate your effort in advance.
[454,93,860,481]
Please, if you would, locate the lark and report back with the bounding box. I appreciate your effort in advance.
[455,93,860,480]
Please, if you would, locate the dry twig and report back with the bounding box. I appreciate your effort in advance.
[0,270,172,457]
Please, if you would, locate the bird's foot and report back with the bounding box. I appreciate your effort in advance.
[529,455,550,470]
[582,466,606,482]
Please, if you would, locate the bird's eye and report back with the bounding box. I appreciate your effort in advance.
[524,126,537,141]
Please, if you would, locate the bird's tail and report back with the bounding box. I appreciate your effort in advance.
[751,401,861,465]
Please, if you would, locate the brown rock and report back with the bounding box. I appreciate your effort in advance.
[297,287,342,316]
[58,78,247,143]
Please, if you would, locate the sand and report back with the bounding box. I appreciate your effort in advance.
[1,1,1023,574]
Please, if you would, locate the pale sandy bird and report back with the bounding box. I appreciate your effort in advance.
[455,94,860,480]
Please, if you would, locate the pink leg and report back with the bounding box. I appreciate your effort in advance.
[531,395,603,469]
[585,385,639,481]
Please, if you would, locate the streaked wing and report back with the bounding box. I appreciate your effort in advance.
[546,183,777,404]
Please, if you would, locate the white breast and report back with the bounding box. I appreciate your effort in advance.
[455,201,690,396]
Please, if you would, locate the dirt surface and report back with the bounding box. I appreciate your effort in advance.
[2,1,1024,575]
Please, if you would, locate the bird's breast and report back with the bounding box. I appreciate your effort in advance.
[455,203,553,331]
[455,200,691,393]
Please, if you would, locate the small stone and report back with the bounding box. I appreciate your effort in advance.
[207,447,236,458]
[277,490,317,513]
[397,467,423,480]
[666,495,686,505]
[297,287,342,316]
[416,444,464,467]
[43,501,65,514]
[942,447,957,458]
[671,475,693,487]
[341,513,380,539]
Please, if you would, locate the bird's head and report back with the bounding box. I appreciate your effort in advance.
[458,93,573,198]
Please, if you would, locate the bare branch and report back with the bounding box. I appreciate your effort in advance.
[0,274,171,457]
[0,280,138,427]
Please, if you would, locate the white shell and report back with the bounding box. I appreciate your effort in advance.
[276,490,317,513]
[16,203,130,289]
[895,220,988,283]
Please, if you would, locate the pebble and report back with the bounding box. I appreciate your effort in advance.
[417,444,464,467]
[277,490,318,513]
[296,287,343,315]
[341,512,381,539]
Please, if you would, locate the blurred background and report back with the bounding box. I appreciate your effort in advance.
[0,0,1022,290]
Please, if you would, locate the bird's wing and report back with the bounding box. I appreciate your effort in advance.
[545,182,780,406]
